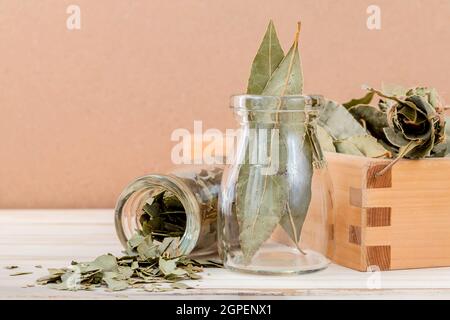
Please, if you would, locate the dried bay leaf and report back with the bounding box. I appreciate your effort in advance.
[143,283,160,292]
[103,274,128,291]
[36,273,62,285]
[137,236,158,260]
[127,233,145,249]
[262,23,303,96]
[36,233,219,292]
[140,190,187,241]
[345,104,389,140]
[316,125,336,152]
[319,100,390,157]
[117,266,134,280]
[247,20,284,94]
[170,282,193,290]
[131,261,139,270]
[237,22,313,262]
[158,258,176,276]
[382,127,410,147]
[236,20,284,242]
[381,83,408,97]
[335,135,389,158]
[4,265,19,270]
[364,87,445,161]
[279,127,313,247]
[158,237,180,257]
[143,283,171,292]
[238,170,288,263]
[92,254,118,272]
[343,91,375,109]
[433,117,450,157]
[334,139,364,156]
[10,271,33,276]
[319,100,368,140]
[191,258,223,268]
[158,257,187,277]
[47,282,73,291]
[48,268,67,275]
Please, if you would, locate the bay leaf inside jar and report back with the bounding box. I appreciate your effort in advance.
[139,190,187,242]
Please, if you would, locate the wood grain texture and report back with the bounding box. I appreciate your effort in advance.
[348,226,361,245]
[322,153,450,271]
[367,208,391,227]
[366,246,391,271]
[325,153,367,271]
[3,209,450,299]
[366,163,392,189]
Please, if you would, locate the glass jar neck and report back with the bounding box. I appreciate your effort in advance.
[114,174,201,256]
[231,94,323,127]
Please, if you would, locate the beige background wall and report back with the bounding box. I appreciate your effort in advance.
[1,0,449,208]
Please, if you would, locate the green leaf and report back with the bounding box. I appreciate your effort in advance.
[334,139,364,156]
[143,283,171,292]
[103,276,128,291]
[158,258,187,277]
[127,233,145,250]
[383,127,410,147]
[279,129,313,246]
[158,237,180,257]
[9,271,33,276]
[170,282,193,290]
[345,104,389,140]
[319,100,368,139]
[319,100,390,157]
[237,22,309,263]
[140,190,187,241]
[433,117,450,157]
[316,125,336,152]
[335,135,390,158]
[247,20,284,94]
[92,254,118,272]
[158,258,177,275]
[116,266,134,280]
[137,236,158,260]
[36,225,217,292]
[238,171,288,263]
[4,265,19,270]
[381,83,408,97]
[48,268,67,275]
[343,91,375,109]
[262,23,302,95]
[363,87,446,160]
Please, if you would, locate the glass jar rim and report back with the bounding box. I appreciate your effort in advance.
[230,94,324,113]
[114,174,201,256]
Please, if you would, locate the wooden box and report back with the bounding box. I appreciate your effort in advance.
[326,152,450,271]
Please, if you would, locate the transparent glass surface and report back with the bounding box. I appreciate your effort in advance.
[218,95,335,274]
[115,166,222,256]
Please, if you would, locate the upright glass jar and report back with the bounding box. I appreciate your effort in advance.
[218,95,334,274]
[115,166,222,256]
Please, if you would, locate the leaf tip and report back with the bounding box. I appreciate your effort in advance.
[295,21,301,44]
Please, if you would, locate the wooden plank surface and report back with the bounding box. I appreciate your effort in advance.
[2,210,450,299]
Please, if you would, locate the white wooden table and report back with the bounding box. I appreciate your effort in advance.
[2,209,450,299]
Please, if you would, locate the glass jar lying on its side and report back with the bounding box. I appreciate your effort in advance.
[115,166,222,257]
